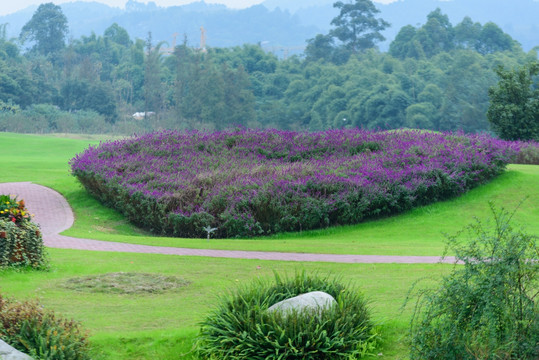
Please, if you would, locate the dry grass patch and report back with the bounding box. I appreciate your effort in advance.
[61,272,190,295]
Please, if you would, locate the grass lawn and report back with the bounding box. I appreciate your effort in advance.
[1,132,537,359]
[0,248,450,359]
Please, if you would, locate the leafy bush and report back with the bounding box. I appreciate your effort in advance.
[0,195,46,268]
[0,105,111,134]
[513,142,539,165]
[71,129,521,238]
[0,294,90,360]
[407,202,538,359]
[0,294,43,343]
[196,272,378,360]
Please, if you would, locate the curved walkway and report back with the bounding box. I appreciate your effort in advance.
[0,182,456,264]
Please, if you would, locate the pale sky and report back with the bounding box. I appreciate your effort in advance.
[0,0,398,16]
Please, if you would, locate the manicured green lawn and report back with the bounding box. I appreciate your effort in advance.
[1,132,537,359]
[0,249,449,359]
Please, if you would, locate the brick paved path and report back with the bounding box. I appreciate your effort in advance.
[0,182,455,264]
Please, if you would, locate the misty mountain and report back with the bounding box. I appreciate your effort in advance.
[0,0,317,51]
[263,0,539,51]
[1,0,537,53]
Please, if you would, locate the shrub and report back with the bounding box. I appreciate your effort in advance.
[407,202,538,359]
[196,272,378,360]
[0,294,43,343]
[0,294,90,360]
[513,142,539,165]
[0,105,111,134]
[0,195,46,268]
[71,129,520,238]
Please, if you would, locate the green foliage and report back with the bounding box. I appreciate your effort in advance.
[196,272,378,360]
[103,23,132,47]
[0,294,90,360]
[144,32,165,117]
[60,80,117,122]
[0,195,46,269]
[19,314,90,360]
[0,105,111,134]
[513,143,539,165]
[305,34,339,63]
[487,62,539,141]
[407,202,538,359]
[0,6,531,135]
[0,99,20,114]
[330,0,390,53]
[19,3,68,56]
[0,295,43,343]
[305,0,389,63]
[390,9,515,60]
[173,45,256,129]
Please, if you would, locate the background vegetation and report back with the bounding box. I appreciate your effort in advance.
[0,3,537,137]
[0,132,537,360]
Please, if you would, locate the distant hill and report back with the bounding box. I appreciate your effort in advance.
[0,0,316,52]
[1,0,537,53]
[264,0,539,51]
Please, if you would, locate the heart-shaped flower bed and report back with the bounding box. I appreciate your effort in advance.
[70,129,519,238]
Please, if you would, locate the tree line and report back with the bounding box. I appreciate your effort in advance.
[0,1,537,139]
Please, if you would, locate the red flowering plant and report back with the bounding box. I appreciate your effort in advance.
[0,195,45,268]
[0,195,31,225]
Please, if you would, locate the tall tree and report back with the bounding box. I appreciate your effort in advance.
[104,23,131,47]
[329,0,390,53]
[389,25,421,59]
[487,62,539,141]
[144,32,164,117]
[20,3,68,56]
[415,8,454,57]
[476,22,515,55]
[305,34,336,62]
[454,16,482,50]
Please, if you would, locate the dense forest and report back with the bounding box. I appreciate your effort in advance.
[0,2,537,136]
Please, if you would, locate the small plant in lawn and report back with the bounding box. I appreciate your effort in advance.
[196,271,379,360]
[202,226,217,241]
[406,202,538,359]
[0,195,47,268]
[0,293,91,360]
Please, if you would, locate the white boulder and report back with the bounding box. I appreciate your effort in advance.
[0,339,33,360]
[267,291,336,316]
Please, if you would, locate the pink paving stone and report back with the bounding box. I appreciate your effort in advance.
[0,182,456,264]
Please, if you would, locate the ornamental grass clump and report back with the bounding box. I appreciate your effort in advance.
[196,272,378,360]
[71,129,520,238]
[0,195,46,268]
[406,202,538,359]
[0,294,91,360]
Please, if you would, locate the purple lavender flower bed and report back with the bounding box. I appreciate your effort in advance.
[70,129,519,238]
